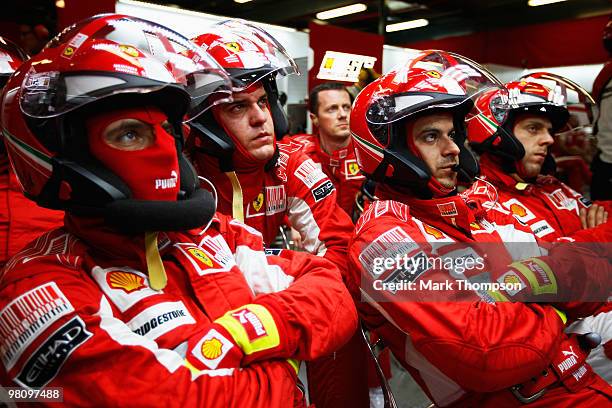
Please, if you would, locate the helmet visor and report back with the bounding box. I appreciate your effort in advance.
[204,19,299,91]
[518,72,597,132]
[365,50,507,126]
[20,15,232,119]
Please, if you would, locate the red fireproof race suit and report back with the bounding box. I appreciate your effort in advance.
[472,154,612,382]
[0,212,357,407]
[190,138,354,274]
[190,137,365,407]
[0,157,63,267]
[347,183,612,407]
[476,155,611,241]
[288,134,365,217]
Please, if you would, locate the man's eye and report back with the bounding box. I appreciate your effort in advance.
[423,133,437,143]
[258,98,269,109]
[118,131,138,143]
[448,131,456,141]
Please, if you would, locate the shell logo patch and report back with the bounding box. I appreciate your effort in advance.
[201,337,223,359]
[423,224,443,239]
[225,42,241,53]
[509,203,527,217]
[253,193,264,212]
[107,271,146,293]
[470,222,481,230]
[503,273,522,286]
[119,45,140,57]
[187,248,213,268]
[426,70,441,78]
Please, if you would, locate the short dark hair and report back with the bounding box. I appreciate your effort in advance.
[308,82,352,115]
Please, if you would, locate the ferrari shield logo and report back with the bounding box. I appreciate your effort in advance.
[120,45,140,57]
[225,42,241,53]
[253,193,264,212]
[323,57,334,69]
[62,46,75,57]
[345,159,364,180]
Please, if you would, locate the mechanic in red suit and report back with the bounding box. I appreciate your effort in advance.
[291,82,365,217]
[289,82,393,407]
[0,36,63,267]
[466,75,612,382]
[185,21,366,408]
[466,76,609,242]
[348,50,611,407]
[0,15,356,406]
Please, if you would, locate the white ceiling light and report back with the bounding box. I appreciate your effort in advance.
[386,18,429,32]
[316,3,368,20]
[527,0,567,6]
[55,0,65,8]
[234,0,253,3]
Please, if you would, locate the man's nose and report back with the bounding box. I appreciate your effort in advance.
[541,129,555,146]
[442,135,461,156]
[250,104,268,125]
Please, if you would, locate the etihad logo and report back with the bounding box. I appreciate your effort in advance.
[509,203,527,217]
[107,272,146,293]
[252,193,264,212]
[155,171,178,190]
[201,337,223,359]
[187,248,213,268]
[423,224,443,239]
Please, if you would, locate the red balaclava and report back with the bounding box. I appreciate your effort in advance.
[405,121,456,198]
[87,106,181,201]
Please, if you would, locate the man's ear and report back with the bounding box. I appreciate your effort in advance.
[309,112,318,127]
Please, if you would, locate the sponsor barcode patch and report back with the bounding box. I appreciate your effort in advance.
[0,282,74,371]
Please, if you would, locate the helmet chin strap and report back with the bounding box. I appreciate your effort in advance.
[224,171,244,222]
[145,231,167,291]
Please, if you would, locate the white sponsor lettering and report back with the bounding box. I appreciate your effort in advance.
[127,301,195,341]
[530,219,554,238]
[0,282,74,371]
[155,170,178,190]
[265,185,286,215]
[359,227,418,276]
[294,159,326,188]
